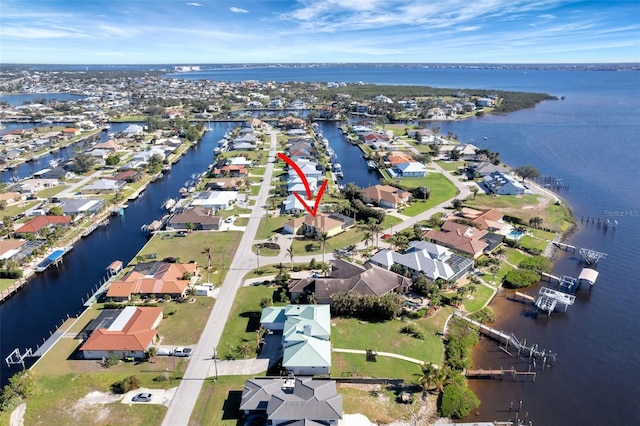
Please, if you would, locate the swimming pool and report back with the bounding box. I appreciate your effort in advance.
[506,229,525,240]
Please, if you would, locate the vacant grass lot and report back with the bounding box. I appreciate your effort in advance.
[397,173,457,217]
[435,160,466,172]
[22,373,172,426]
[189,375,255,426]
[290,227,365,256]
[216,285,276,361]
[155,297,215,345]
[339,384,416,425]
[331,307,452,371]
[255,215,290,240]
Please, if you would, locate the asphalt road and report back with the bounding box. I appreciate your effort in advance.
[161,129,279,426]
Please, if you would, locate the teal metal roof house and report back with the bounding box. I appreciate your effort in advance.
[260,305,332,376]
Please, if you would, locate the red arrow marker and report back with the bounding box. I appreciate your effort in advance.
[278,152,327,217]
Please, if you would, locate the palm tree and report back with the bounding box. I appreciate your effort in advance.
[432,365,453,394]
[316,232,329,263]
[202,246,212,270]
[418,362,438,395]
[361,231,372,248]
[286,247,294,269]
[489,265,499,283]
[238,342,253,359]
[529,216,543,229]
[367,220,382,248]
[470,186,479,199]
[255,328,266,351]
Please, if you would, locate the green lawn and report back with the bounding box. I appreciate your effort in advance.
[331,307,452,370]
[290,227,365,257]
[435,160,466,172]
[0,278,20,294]
[396,173,457,216]
[189,375,256,426]
[464,194,541,210]
[546,201,575,232]
[216,285,277,361]
[519,235,549,252]
[382,214,403,229]
[155,297,215,345]
[462,285,495,313]
[504,247,529,266]
[255,215,291,240]
[332,352,421,382]
[481,263,514,286]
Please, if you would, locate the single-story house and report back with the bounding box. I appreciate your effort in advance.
[81,178,126,194]
[106,261,197,301]
[394,161,427,177]
[58,198,105,216]
[470,162,510,177]
[168,207,221,230]
[423,220,489,259]
[260,304,332,376]
[15,215,72,235]
[190,191,239,211]
[368,240,474,283]
[289,259,412,303]
[204,178,243,191]
[484,171,526,195]
[240,377,342,425]
[360,184,412,209]
[212,165,247,178]
[282,212,352,237]
[79,306,162,360]
[282,194,306,214]
[0,239,27,260]
[459,207,506,231]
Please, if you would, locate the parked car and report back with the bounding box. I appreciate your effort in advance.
[132,393,152,402]
[381,233,392,239]
[172,347,190,357]
[175,231,188,237]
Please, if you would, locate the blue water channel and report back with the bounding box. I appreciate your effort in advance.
[0,122,233,382]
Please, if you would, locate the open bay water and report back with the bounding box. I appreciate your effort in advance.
[192,66,638,425]
[0,65,638,424]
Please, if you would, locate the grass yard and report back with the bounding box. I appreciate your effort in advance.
[255,215,290,240]
[338,384,417,425]
[462,285,495,313]
[189,375,255,426]
[464,194,541,210]
[0,278,20,294]
[155,297,215,345]
[546,201,575,232]
[331,308,452,372]
[22,373,171,426]
[332,352,422,383]
[481,262,514,286]
[396,173,457,217]
[435,160,466,172]
[519,235,549,252]
[382,214,403,229]
[290,227,365,256]
[216,285,277,361]
[504,247,529,266]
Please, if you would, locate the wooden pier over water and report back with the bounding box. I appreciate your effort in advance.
[464,368,537,382]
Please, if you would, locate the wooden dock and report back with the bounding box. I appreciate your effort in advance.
[511,291,536,304]
[464,368,537,382]
[552,241,576,251]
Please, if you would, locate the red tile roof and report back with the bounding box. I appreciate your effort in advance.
[15,215,71,234]
[80,307,162,352]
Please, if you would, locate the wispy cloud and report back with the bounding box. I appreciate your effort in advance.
[186,2,203,6]
[230,7,249,14]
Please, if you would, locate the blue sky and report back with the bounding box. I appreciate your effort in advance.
[1,0,638,64]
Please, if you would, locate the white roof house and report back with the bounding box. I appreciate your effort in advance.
[368,240,473,282]
[123,124,144,136]
[395,161,427,177]
[190,191,239,210]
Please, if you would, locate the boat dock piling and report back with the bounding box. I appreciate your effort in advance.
[454,312,557,367]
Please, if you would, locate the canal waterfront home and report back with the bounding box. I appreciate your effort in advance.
[79,306,162,360]
[106,261,197,302]
[483,171,527,195]
[360,184,411,209]
[15,215,72,236]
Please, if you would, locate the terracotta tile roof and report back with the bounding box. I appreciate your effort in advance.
[107,262,196,299]
[423,220,488,257]
[360,184,411,206]
[80,307,162,352]
[15,215,71,234]
[387,152,414,165]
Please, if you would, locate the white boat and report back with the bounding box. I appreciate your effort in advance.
[162,198,177,211]
[48,159,60,168]
[204,122,214,132]
[102,123,111,131]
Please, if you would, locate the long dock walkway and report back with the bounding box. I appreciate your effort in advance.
[454,312,557,366]
[464,368,537,382]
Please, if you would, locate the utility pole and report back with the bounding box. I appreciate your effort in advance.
[213,347,218,380]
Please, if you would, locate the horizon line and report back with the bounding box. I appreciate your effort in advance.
[2,62,639,66]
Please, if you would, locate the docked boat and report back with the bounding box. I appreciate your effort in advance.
[102,123,111,131]
[162,198,177,212]
[336,171,344,179]
[48,159,60,168]
[367,160,378,170]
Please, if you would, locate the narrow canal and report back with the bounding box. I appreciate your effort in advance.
[0,122,232,383]
[316,121,381,188]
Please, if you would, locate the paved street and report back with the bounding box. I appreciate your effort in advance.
[161,129,279,426]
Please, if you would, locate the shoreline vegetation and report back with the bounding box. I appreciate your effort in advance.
[0,70,575,425]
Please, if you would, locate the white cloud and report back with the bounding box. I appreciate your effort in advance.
[230,7,249,14]
[187,3,203,6]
